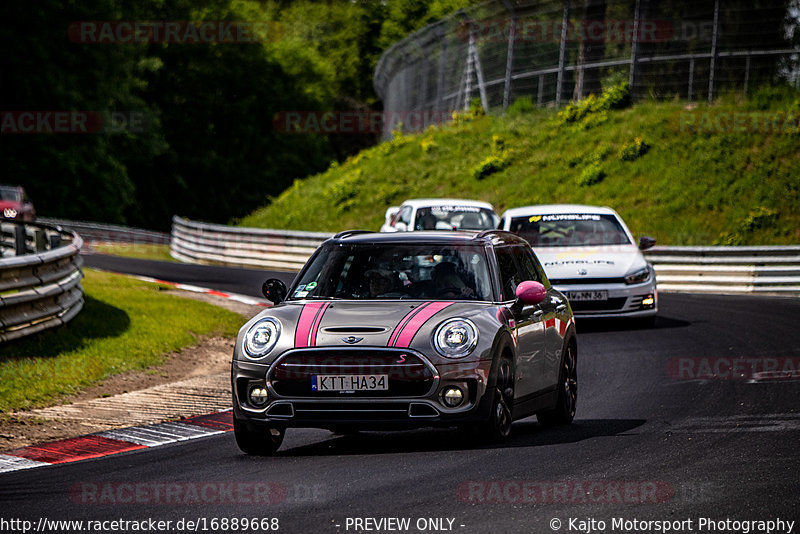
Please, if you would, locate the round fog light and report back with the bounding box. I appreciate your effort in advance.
[248,386,268,407]
[442,386,464,408]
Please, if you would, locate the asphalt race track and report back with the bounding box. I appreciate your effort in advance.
[3,255,799,533]
[83,254,297,298]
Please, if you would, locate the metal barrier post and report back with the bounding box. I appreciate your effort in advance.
[14,225,27,256]
[34,228,47,252]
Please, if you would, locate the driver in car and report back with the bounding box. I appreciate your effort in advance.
[432,262,475,299]
[365,269,397,298]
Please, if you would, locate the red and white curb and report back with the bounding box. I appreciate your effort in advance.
[0,411,234,474]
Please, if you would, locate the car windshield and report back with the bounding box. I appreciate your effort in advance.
[290,242,493,301]
[414,206,496,231]
[509,213,631,247]
[0,187,22,202]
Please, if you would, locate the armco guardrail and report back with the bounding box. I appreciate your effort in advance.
[38,217,170,247]
[645,246,800,295]
[0,221,84,343]
[171,217,800,296]
[170,216,331,271]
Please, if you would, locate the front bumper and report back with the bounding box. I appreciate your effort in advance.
[232,347,494,430]
[552,280,657,318]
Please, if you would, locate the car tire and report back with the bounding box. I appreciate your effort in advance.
[537,341,577,427]
[473,357,515,443]
[234,418,285,455]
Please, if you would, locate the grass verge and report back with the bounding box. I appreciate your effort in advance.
[0,269,243,412]
[90,243,175,262]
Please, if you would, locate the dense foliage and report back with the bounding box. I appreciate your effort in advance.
[1,0,480,230]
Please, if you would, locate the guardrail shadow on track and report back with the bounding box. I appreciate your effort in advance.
[0,221,84,343]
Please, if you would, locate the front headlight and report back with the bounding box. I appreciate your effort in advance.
[243,318,280,359]
[434,318,478,359]
[624,265,652,285]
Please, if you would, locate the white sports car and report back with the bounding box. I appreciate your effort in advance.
[381,199,499,233]
[500,204,657,324]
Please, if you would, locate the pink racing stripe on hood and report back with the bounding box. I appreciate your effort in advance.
[387,302,431,347]
[295,302,330,348]
[391,302,455,348]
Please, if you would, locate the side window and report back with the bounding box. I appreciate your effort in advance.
[513,247,542,283]
[495,247,522,301]
[395,207,412,228]
[531,253,551,287]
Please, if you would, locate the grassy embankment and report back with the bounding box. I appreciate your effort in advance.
[0,269,243,412]
[239,84,800,246]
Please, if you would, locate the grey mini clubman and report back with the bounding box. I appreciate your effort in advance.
[231,230,577,455]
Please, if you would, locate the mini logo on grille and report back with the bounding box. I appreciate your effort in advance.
[577,269,588,276]
[341,336,364,344]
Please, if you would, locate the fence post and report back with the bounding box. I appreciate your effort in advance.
[743,54,750,96]
[501,0,517,110]
[556,0,570,107]
[464,22,474,110]
[415,38,430,110]
[538,75,545,106]
[629,0,641,90]
[708,0,720,103]
[436,26,447,111]
[688,58,695,101]
[472,37,489,112]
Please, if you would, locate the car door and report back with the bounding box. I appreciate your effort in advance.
[495,246,548,400]
[528,250,569,388]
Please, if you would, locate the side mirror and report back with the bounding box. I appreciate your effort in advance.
[384,206,399,225]
[638,236,657,250]
[516,280,547,305]
[262,278,288,304]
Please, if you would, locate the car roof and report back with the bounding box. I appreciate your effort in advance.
[501,204,620,218]
[400,198,496,210]
[329,230,528,247]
